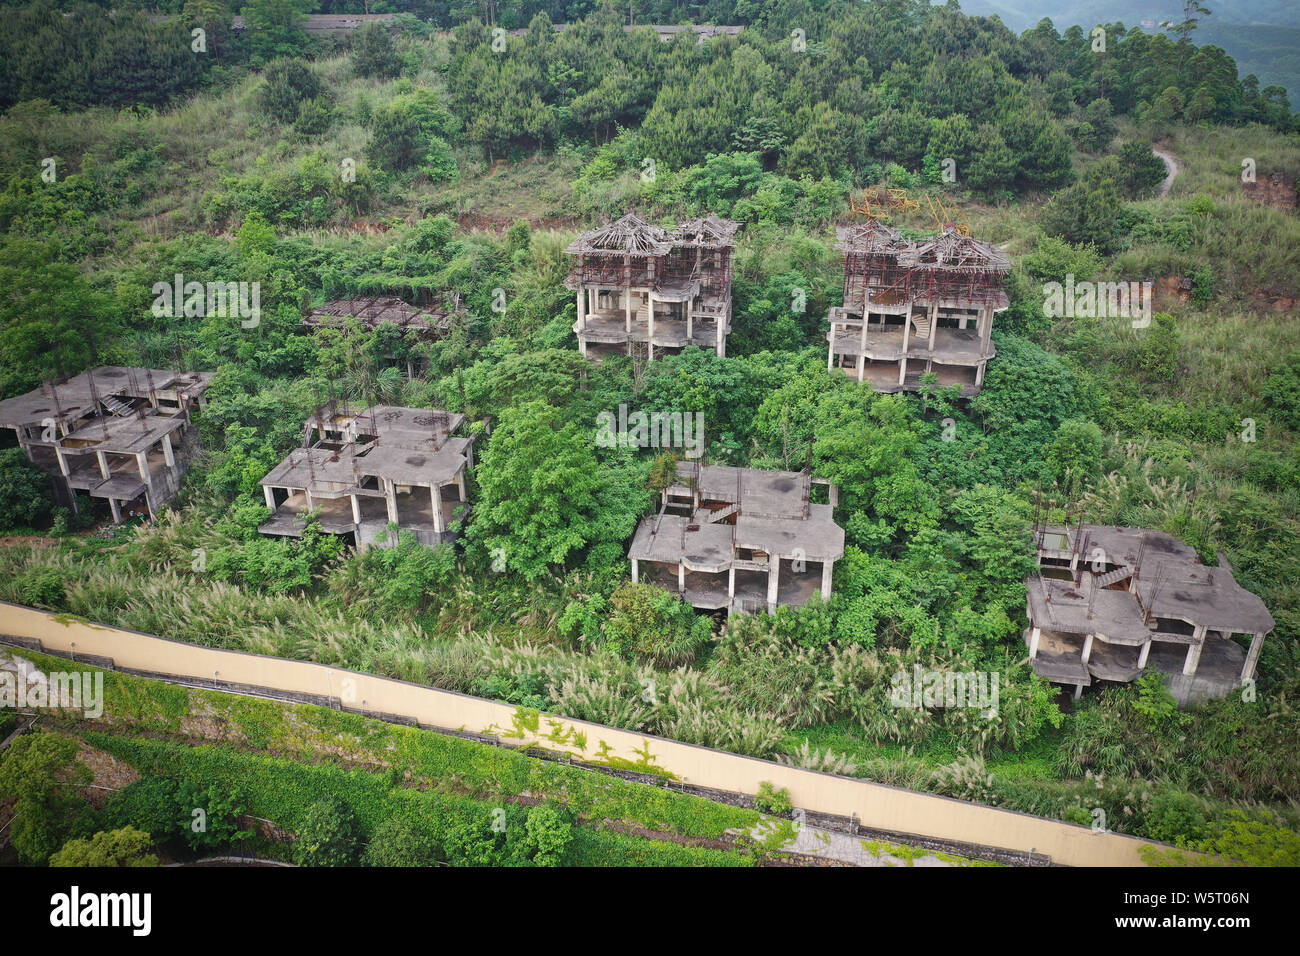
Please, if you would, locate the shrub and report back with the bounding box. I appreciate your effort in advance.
[294,796,360,866]
[257,59,328,125]
[352,23,402,79]
[50,827,158,867]
[15,565,65,609]
[753,781,793,816]
[364,812,445,866]
[0,447,52,529]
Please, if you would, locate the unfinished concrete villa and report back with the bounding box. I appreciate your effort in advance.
[1025,523,1274,706]
[258,402,474,550]
[826,223,1009,396]
[628,461,845,616]
[0,366,212,523]
[566,214,741,361]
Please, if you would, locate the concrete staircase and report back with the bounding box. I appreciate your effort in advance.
[101,395,133,417]
[1094,565,1135,588]
[909,313,931,342]
[703,502,739,523]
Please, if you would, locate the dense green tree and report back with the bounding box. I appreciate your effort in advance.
[1039,156,1126,253]
[50,827,158,867]
[294,796,360,866]
[364,812,445,866]
[0,448,52,530]
[256,58,328,125]
[0,732,92,865]
[469,400,648,580]
[351,22,402,79]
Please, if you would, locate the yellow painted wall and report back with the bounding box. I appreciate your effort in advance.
[0,601,1159,866]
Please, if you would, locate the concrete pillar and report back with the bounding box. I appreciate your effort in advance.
[1081,633,1094,664]
[136,451,151,486]
[767,556,780,612]
[263,486,276,510]
[304,489,314,511]
[1029,627,1041,659]
[928,303,939,350]
[431,485,445,534]
[96,450,110,480]
[55,447,69,477]
[827,326,835,371]
[715,320,724,357]
[624,263,632,333]
[162,431,175,468]
[350,494,361,525]
[897,357,908,386]
[728,565,735,598]
[1073,683,1083,699]
[647,290,655,345]
[144,491,155,522]
[576,289,586,330]
[901,313,912,354]
[631,558,639,584]
[857,354,865,383]
[455,469,466,501]
[677,562,685,592]
[820,560,834,598]
[1241,633,1264,683]
[109,498,122,524]
[1183,625,1207,677]
[975,362,986,387]
[1138,639,1151,669]
[686,305,693,341]
[828,484,839,508]
[384,479,399,525]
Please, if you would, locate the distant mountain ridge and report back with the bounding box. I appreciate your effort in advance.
[951,1,1299,95]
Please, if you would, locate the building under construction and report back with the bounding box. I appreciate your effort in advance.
[566,214,741,361]
[302,295,464,336]
[627,461,844,616]
[258,402,475,550]
[1024,522,1273,706]
[0,366,212,523]
[826,222,1009,396]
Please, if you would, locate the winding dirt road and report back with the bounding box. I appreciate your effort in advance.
[1152,148,1181,198]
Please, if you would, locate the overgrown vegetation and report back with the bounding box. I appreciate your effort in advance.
[1,0,1299,864]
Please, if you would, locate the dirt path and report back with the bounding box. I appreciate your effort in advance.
[1153,148,1181,199]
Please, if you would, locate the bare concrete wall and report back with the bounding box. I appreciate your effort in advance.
[0,601,1161,866]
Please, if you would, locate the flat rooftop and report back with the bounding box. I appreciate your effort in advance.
[0,367,213,429]
[1031,524,1274,635]
[671,462,812,519]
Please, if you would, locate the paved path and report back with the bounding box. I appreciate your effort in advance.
[741,821,986,867]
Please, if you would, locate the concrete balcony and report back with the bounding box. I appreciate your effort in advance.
[827,324,992,365]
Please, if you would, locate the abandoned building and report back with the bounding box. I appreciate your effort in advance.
[302,295,465,379]
[1024,523,1273,706]
[0,366,213,523]
[302,295,463,336]
[566,214,742,361]
[628,461,845,616]
[826,222,1010,396]
[258,402,475,550]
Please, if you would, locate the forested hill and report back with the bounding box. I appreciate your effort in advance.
[0,0,1293,182]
